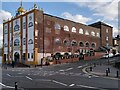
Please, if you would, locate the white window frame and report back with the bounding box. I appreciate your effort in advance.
[106,29,108,33]
[85,30,89,35]
[91,31,95,36]
[64,25,69,31]
[79,28,84,34]
[72,27,76,33]
[106,36,109,41]
[54,23,61,30]
[96,32,100,37]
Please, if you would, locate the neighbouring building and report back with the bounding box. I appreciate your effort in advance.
[2,3,113,65]
[113,35,120,53]
[89,22,113,47]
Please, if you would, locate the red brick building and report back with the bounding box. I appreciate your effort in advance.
[2,3,113,65]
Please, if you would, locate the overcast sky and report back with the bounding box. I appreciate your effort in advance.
[0,0,119,47]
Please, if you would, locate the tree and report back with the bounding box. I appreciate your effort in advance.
[0,47,2,56]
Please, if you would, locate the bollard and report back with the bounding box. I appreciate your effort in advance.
[15,82,17,90]
[88,75,92,78]
[93,63,96,67]
[106,69,108,76]
[107,68,110,73]
[90,66,92,71]
[116,71,119,78]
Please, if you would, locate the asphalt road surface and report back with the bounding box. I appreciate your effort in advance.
[1,56,120,90]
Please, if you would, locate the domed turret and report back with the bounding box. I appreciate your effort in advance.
[16,1,25,15]
[17,6,25,13]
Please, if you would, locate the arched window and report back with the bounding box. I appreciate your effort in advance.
[91,31,95,36]
[14,25,20,32]
[85,42,89,47]
[71,40,77,46]
[54,23,61,30]
[9,25,12,33]
[96,33,100,37]
[4,30,8,34]
[54,38,61,45]
[28,39,33,44]
[91,43,95,48]
[10,41,12,47]
[72,27,76,33]
[4,43,7,47]
[14,39,19,46]
[79,28,83,34]
[23,22,26,29]
[64,25,69,31]
[23,38,26,45]
[63,40,70,46]
[85,31,89,35]
[28,22,33,27]
[79,42,84,47]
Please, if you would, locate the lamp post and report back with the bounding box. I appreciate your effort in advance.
[108,49,110,65]
[41,9,44,67]
[107,49,110,73]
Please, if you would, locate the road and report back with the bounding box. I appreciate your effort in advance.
[1,56,120,90]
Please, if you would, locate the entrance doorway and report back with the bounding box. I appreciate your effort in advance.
[4,54,6,63]
[14,52,19,63]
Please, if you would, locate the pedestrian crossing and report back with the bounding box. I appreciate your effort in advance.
[6,68,99,78]
[6,65,99,78]
[13,70,99,78]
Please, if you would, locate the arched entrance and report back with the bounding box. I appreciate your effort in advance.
[14,52,19,62]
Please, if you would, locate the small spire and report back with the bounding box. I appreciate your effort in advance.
[16,0,25,15]
[34,3,37,8]
[20,0,22,7]
[34,3,38,9]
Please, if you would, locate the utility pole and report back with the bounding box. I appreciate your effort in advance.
[41,9,44,67]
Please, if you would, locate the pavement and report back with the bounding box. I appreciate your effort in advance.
[85,63,120,79]
[1,56,120,89]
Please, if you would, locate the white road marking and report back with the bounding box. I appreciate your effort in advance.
[77,84,97,89]
[69,72,73,75]
[92,75,99,77]
[77,66,82,68]
[88,75,92,78]
[65,68,73,71]
[56,71,59,73]
[38,68,42,70]
[18,73,22,74]
[59,70,64,72]
[77,84,108,90]
[0,82,14,88]
[7,74,11,77]
[52,80,68,86]
[7,74,24,77]
[69,84,75,87]
[26,76,33,80]
[37,79,51,82]
[60,72,66,75]
[71,73,81,76]
[14,76,24,77]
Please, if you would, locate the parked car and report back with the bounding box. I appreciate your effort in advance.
[103,53,113,58]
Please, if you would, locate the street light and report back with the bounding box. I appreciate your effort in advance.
[41,9,44,67]
[107,49,110,73]
[107,49,110,65]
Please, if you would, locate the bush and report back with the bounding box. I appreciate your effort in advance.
[0,47,2,56]
[114,62,120,69]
